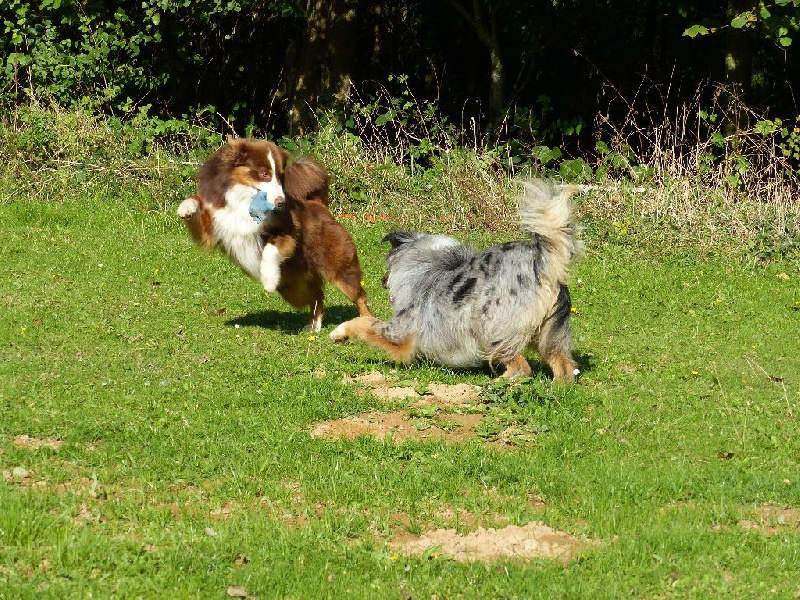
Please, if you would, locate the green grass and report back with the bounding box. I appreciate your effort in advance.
[2,175,799,598]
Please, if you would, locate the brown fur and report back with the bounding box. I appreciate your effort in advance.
[328,315,417,363]
[284,157,329,206]
[260,197,372,326]
[200,137,289,209]
[179,137,371,329]
[181,196,216,248]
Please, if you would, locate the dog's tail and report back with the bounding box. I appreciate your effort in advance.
[517,180,582,269]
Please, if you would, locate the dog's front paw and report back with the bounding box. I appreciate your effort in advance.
[259,245,283,292]
[177,197,199,219]
[260,269,281,292]
[329,322,350,342]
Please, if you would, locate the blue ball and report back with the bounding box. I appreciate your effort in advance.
[249,191,275,224]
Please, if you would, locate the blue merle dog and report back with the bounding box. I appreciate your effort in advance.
[330,180,582,381]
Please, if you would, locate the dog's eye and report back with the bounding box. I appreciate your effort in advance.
[260,170,271,180]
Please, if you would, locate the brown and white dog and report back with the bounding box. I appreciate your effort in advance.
[177,137,371,331]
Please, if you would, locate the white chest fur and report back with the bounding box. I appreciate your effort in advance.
[213,184,263,278]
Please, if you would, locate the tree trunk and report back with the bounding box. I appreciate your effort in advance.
[285,0,359,135]
[447,0,507,134]
[723,0,753,135]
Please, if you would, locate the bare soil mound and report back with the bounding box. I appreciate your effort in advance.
[389,522,591,562]
[310,371,498,445]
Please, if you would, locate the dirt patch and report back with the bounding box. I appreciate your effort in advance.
[389,522,592,562]
[739,505,800,534]
[314,371,548,447]
[344,372,482,407]
[13,434,64,451]
[311,411,484,444]
[313,371,519,446]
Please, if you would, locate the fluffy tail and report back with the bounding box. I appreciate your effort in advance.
[517,180,582,267]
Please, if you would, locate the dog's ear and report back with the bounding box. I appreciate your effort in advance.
[277,145,290,169]
[381,231,418,248]
[226,137,250,166]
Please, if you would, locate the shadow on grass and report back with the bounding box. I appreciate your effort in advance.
[341,351,595,383]
[225,304,362,332]
[574,349,595,376]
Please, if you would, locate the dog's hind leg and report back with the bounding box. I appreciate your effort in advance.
[545,352,579,382]
[330,264,372,317]
[308,287,325,332]
[499,354,533,379]
[536,284,580,382]
[329,316,415,363]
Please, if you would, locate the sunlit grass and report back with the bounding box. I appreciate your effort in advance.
[1,106,799,597]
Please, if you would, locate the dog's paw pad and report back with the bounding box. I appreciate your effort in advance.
[177,198,199,219]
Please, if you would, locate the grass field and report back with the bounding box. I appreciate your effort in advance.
[1,165,799,598]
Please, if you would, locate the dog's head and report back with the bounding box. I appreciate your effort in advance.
[222,138,289,207]
[203,137,290,209]
[381,231,419,251]
[380,231,463,294]
[179,139,330,250]
[178,138,289,247]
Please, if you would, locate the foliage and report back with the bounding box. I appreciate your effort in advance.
[0,0,305,121]
[684,0,800,47]
[1,0,798,160]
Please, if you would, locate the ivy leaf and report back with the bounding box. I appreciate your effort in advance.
[683,24,709,38]
[754,120,778,135]
[730,13,751,29]
[779,36,793,47]
[531,145,562,165]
